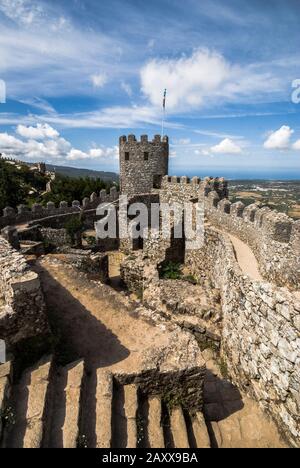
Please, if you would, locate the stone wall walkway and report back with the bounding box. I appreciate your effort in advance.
[228,233,263,281]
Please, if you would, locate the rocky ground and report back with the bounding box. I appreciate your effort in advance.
[0,254,288,448]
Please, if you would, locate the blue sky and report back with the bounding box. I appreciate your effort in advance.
[0,0,300,178]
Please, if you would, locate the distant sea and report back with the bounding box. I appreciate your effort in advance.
[170,168,300,180]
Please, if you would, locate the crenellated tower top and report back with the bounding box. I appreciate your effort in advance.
[119,134,169,195]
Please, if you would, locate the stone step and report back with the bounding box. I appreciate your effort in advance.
[124,384,138,448]
[191,412,211,448]
[95,370,113,448]
[170,406,190,448]
[147,396,165,448]
[61,360,84,448]
[0,361,12,441]
[6,356,52,448]
[48,360,84,448]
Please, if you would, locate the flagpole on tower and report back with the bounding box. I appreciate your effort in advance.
[162,89,167,137]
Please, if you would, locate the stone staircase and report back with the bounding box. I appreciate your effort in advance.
[0,357,211,449]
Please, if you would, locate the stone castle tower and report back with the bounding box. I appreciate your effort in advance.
[119,134,169,195]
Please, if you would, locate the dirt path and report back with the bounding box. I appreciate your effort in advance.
[228,234,263,281]
[34,256,170,375]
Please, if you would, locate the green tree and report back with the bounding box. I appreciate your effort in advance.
[41,174,114,206]
[0,160,27,212]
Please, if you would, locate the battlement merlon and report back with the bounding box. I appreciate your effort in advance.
[119,134,169,144]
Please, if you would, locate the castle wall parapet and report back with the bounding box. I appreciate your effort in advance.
[0,187,119,229]
[159,176,229,204]
[205,191,300,288]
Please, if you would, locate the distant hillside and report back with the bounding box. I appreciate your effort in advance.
[45,164,119,182]
[0,157,118,211]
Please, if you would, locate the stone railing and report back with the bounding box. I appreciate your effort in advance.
[0,187,119,229]
[185,226,300,447]
[205,191,300,289]
[0,237,49,348]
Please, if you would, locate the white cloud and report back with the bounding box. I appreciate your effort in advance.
[292,139,300,150]
[17,123,59,140]
[0,104,173,130]
[264,125,294,150]
[211,138,242,154]
[0,132,25,150]
[67,146,118,161]
[38,105,165,129]
[91,73,108,88]
[18,97,56,114]
[0,125,118,164]
[0,130,71,161]
[140,48,281,112]
[194,129,243,139]
[141,49,228,110]
[202,149,212,156]
[0,0,42,26]
[51,16,69,32]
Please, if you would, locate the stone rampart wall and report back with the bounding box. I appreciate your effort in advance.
[185,227,300,447]
[0,237,49,348]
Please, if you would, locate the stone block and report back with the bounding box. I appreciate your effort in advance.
[3,207,15,218]
[218,199,231,214]
[192,176,200,185]
[243,204,257,222]
[262,212,292,243]
[17,204,29,215]
[59,201,68,210]
[32,204,43,214]
[100,189,107,200]
[231,201,245,218]
[46,202,56,211]
[90,192,98,202]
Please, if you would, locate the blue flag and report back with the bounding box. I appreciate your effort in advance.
[163,89,167,109]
